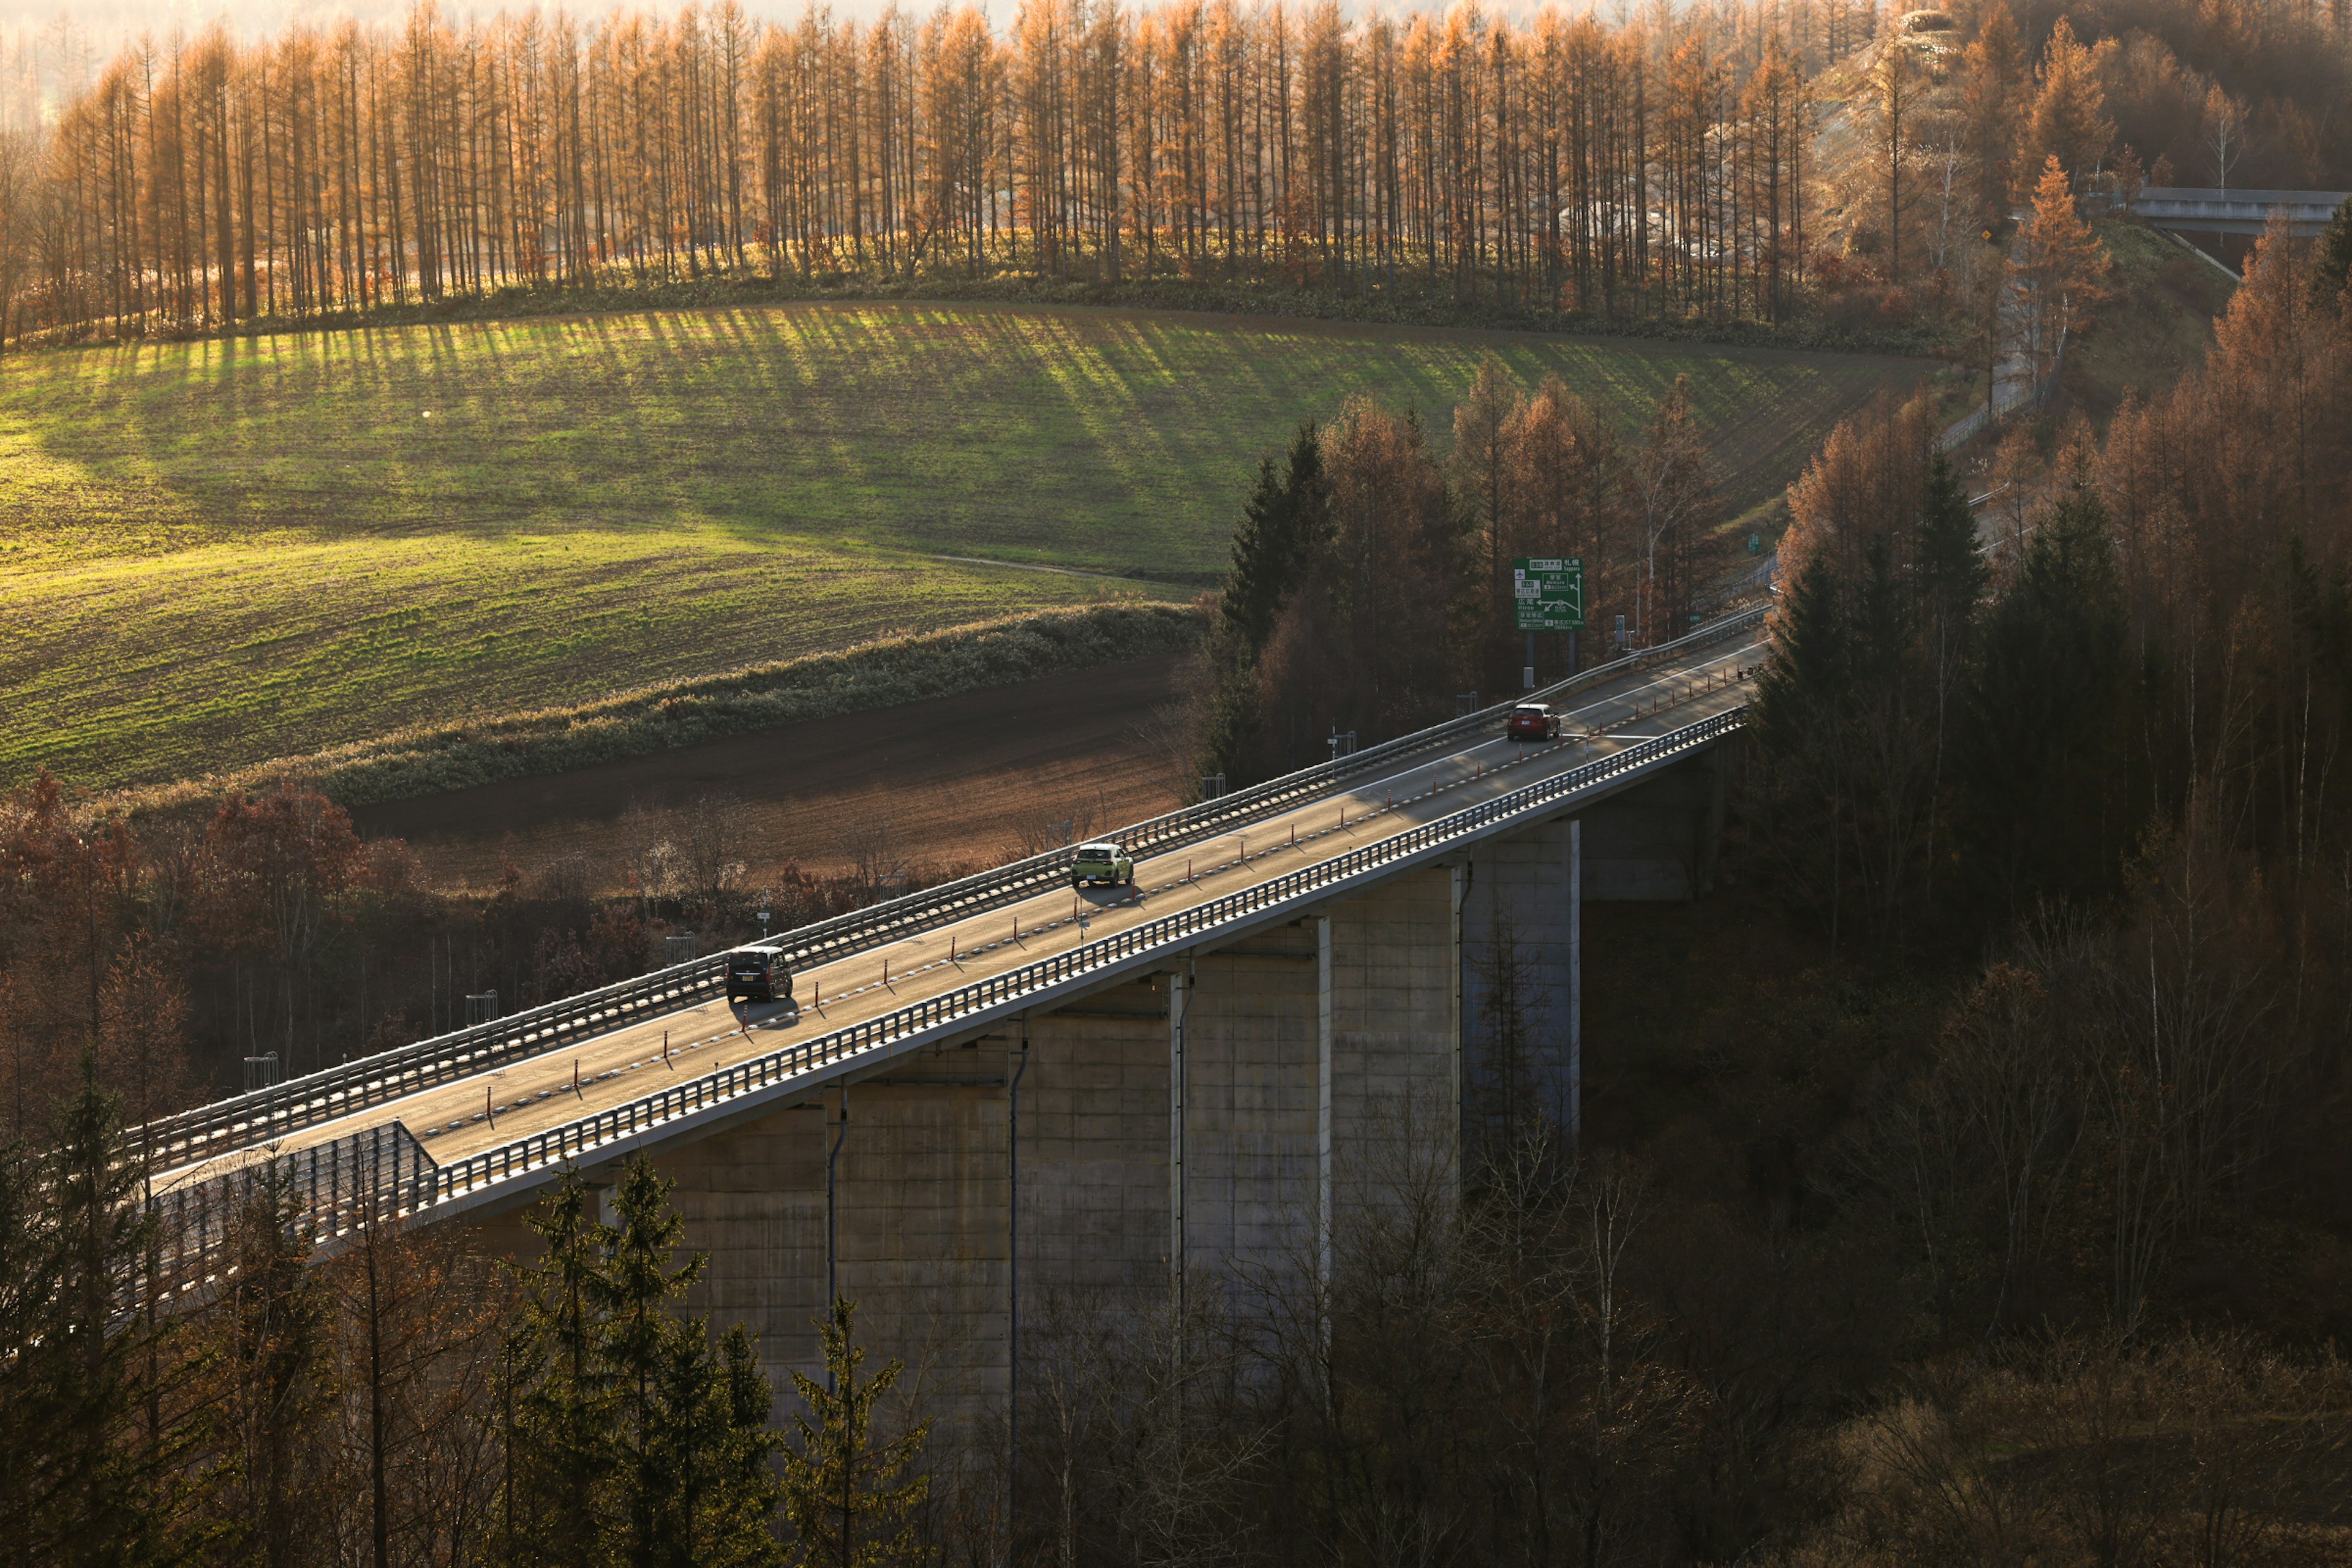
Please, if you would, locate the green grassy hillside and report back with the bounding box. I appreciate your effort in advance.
[0,300,1931,792]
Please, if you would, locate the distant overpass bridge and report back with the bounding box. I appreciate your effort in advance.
[137,606,1768,1415]
[2131,186,2346,239]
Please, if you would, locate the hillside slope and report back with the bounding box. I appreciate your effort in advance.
[1,301,1931,793]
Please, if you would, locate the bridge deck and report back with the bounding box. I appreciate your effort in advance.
[155,631,1761,1204]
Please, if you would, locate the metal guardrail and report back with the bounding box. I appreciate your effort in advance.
[138,955,731,1174]
[428,706,1747,1202]
[148,1121,437,1295]
[741,602,1766,980]
[147,704,1751,1294]
[137,605,1767,1175]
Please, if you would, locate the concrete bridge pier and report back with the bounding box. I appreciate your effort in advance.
[462,737,1738,1445]
[1457,745,1730,1163]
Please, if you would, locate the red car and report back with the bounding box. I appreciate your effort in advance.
[1506,703,1558,741]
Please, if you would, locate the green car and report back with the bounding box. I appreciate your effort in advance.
[1071,841,1135,888]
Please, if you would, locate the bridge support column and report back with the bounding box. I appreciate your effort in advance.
[1169,960,1188,1313]
[1569,816,1582,1152]
[1319,868,1461,1244]
[1175,930,1319,1290]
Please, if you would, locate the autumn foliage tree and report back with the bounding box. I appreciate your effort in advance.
[2008,155,2107,393]
[0,0,1845,347]
[1198,361,1717,787]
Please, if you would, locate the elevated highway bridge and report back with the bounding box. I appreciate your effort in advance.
[140,606,1769,1414]
[2129,186,2347,239]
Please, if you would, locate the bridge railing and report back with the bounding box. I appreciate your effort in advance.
[138,605,1767,1175]
[146,704,1748,1291]
[426,705,1749,1205]
[748,602,1768,976]
[137,956,732,1174]
[146,1121,438,1300]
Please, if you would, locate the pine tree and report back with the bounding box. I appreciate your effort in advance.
[1913,449,1986,907]
[601,1155,707,1568]
[695,1325,790,1567]
[778,1298,929,1568]
[1754,554,1856,940]
[503,1169,615,1568]
[1961,480,2133,913]
[0,1139,64,1561]
[210,1176,334,1568]
[1915,450,1988,619]
[13,1058,192,1568]
[1197,421,1332,788]
[502,1158,786,1568]
[601,1156,782,1568]
[1219,421,1329,657]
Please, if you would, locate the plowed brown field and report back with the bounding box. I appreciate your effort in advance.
[353,655,1187,891]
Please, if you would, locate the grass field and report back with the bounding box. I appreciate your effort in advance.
[0,301,1932,792]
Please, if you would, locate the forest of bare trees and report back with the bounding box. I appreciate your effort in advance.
[0,0,1844,346]
[4,0,2349,351]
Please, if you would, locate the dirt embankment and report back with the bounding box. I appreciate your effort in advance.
[355,656,1189,892]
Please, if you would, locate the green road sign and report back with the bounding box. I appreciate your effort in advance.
[1512,557,1585,631]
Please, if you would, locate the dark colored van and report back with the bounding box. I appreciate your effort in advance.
[726,948,793,1004]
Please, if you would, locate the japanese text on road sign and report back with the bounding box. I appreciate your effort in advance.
[1512,557,1585,631]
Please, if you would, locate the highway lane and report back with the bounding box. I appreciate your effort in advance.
[155,635,1763,1196]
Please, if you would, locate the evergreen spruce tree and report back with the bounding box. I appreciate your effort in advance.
[503,1169,617,1568]
[1753,554,1852,761]
[15,1058,190,1568]
[1198,422,1331,787]
[1915,451,1988,619]
[1961,481,2133,912]
[0,1139,63,1562]
[1913,449,1988,906]
[601,1156,782,1568]
[1754,556,1859,941]
[690,1324,789,1568]
[779,1299,929,1568]
[214,1176,333,1568]
[1219,421,1328,657]
[503,1158,786,1568]
[601,1156,707,1568]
